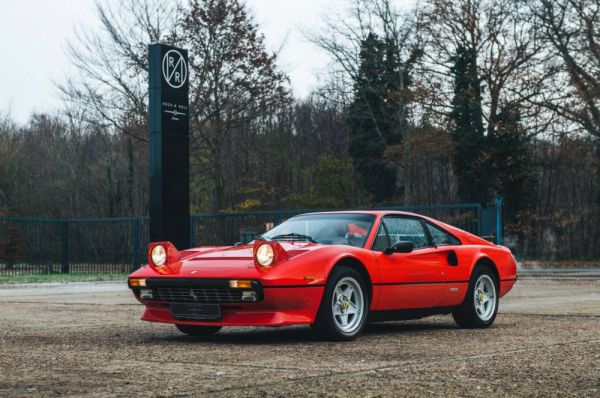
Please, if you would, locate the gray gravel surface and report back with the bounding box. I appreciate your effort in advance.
[0,279,598,397]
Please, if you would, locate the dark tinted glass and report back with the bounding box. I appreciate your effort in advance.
[426,222,461,246]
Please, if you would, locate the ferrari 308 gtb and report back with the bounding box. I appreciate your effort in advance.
[128,211,517,340]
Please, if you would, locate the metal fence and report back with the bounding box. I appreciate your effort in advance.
[0,217,147,276]
[0,202,498,276]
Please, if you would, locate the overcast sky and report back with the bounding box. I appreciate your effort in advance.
[0,0,412,124]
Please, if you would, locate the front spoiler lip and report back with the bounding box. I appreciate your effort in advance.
[136,284,326,326]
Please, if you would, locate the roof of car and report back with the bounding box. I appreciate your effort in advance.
[294,209,493,247]
[299,210,423,217]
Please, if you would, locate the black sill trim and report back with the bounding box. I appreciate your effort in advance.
[500,278,517,282]
[263,284,326,289]
[368,306,456,322]
[373,280,469,286]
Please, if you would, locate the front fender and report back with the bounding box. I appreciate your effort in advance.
[260,246,379,287]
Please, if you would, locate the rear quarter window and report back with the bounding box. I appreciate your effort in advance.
[426,222,461,246]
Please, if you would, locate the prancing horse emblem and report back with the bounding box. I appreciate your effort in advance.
[189,289,197,300]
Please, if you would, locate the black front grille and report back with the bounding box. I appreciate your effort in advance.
[152,285,243,303]
[145,279,262,304]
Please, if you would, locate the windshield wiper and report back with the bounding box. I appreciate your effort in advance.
[270,233,317,243]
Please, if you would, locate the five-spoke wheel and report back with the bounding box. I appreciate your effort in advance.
[473,274,496,321]
[313,266,368,340]
[453,266,499,328]
[331,277,365,334]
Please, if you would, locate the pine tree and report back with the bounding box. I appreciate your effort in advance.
[347,33,402,202]
[490,103,536,223]
[449,45,491,203]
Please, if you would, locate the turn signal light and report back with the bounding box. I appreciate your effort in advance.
[229,280,252,289]
[129,278,146,287]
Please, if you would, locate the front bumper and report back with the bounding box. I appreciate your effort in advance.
[131,279,324,326]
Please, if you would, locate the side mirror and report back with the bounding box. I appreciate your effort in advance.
[384,241,414,255]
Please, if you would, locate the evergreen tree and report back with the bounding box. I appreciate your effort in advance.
[347,33,403,202]
[382,38,408,147]
[490,104,536,223]
[449,45,491,203]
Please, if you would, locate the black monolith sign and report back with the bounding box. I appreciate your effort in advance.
[148,43,190,248]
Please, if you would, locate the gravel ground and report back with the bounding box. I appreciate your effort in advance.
[0,279,598,397]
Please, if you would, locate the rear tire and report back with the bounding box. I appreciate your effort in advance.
[453,266,499,328]
[175,324,222,337]
[312,266,369,341]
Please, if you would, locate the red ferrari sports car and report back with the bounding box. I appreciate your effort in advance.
[128,211,517,340]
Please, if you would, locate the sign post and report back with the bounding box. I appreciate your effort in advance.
[148,43,190,249]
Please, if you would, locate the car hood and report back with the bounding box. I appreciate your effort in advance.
[178,242,316,270]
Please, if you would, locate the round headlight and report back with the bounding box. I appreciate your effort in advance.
[151,244,167,266]
[256,243,274,267]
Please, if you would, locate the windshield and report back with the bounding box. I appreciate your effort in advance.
[261,213,375,248]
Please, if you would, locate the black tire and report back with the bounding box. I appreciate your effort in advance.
[453,266,499,328]
[175,324,222,337]
[312,266,369,341]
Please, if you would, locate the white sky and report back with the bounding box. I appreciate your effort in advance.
[0,0,411,124]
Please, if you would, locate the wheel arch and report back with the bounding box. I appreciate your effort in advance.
[472,256,500,285]
[327,256,373,305]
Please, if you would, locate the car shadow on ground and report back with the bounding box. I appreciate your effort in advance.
[145,319,458,345]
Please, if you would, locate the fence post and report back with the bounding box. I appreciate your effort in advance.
[189,216,197,248]
[60,221,69,274]
[274,211,282,226]
[495,196,503,245]
[476,204,482,237]
[131,218,141,272]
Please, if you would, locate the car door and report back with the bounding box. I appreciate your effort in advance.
[372,216,450,310]
[423,221,468,306]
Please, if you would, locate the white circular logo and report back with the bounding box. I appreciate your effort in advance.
[162,49,187,89]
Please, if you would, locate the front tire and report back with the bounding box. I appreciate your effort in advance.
[453,266,499,328]
[312,266,369,341]
[175,324,222,337]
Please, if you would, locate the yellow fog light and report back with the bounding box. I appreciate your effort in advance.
[129,278,146,287]
[241,291,257,302]
[229,280,252,289]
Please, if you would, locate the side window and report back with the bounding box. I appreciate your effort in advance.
[383,217,429,249]
[372,224,390,252]
[426,222,461,246]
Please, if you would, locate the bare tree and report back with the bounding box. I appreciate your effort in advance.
[533,0,600,139]
[415,0,545,136]
[175,0,291,211]
[60,0,177,141]
[0,111,19,213]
